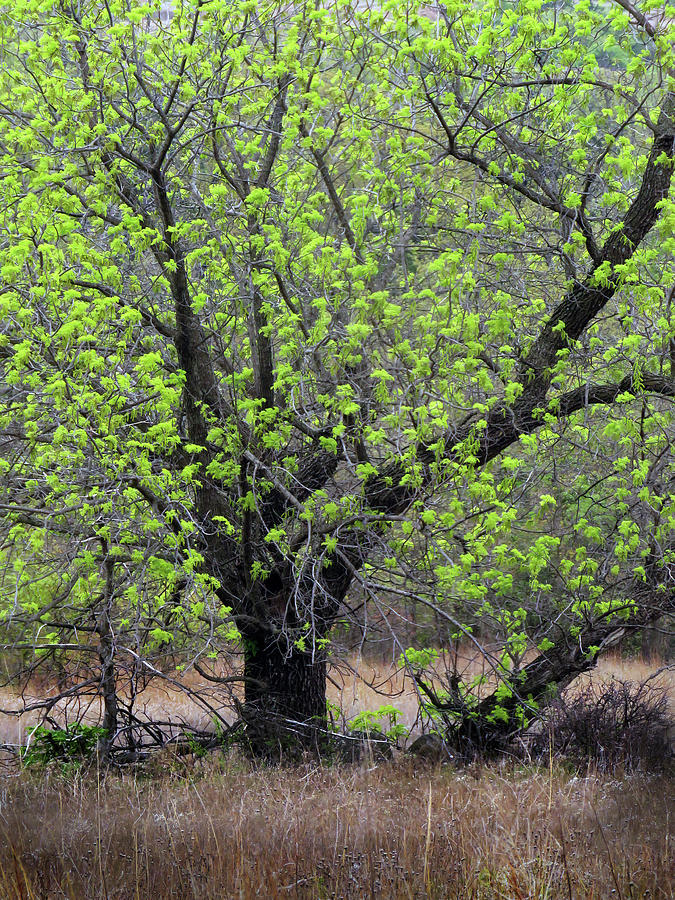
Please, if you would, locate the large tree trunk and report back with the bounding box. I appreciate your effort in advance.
[242,629,327,758]
[96,553,118,761]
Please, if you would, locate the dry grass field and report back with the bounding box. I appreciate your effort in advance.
[0,758,672,898]
[0,652,672,899]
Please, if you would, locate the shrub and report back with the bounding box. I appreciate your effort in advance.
[534,678,673,772]
[21,723,107,768]
[348,704,407,742]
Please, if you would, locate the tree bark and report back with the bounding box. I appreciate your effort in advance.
[96,552,118,761]
[242,629,327,757]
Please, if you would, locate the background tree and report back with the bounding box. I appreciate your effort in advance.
[0,0,673,756]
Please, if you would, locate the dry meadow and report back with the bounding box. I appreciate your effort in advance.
[0,653,672,899]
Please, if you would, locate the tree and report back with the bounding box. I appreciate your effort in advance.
[0,0,673,757]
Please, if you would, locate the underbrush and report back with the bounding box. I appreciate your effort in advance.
[533,677,673,773]
[1,655,672,897]
[0,756,672,899]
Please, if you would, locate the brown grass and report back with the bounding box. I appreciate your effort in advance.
[0,653,672,899]
[0,757,672,899]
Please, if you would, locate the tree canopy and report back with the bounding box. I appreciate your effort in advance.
[0,0,673,757]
